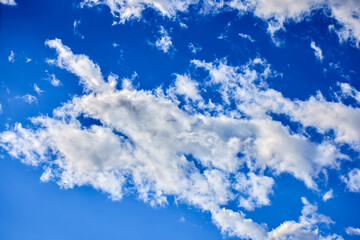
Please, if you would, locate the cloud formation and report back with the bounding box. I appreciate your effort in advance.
[81,0,360,47]
[341,169,360,192]
[0,0,16,6]
[311,41,324,61]
[322,189,334,202]
[268,197,334,239]
[1,39,358,239]
[345,226,360,236]
[15,94,38,104]
[154,26,173,53]
[8,50,15,63]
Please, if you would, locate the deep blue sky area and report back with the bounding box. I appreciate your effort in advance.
[1,0,360,239]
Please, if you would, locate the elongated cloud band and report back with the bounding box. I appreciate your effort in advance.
[1,39,359,239]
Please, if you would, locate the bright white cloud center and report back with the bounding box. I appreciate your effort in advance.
[1,39,359,239]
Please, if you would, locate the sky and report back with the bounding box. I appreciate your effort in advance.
[1,0,360,239]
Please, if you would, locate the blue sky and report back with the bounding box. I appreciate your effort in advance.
[1,0,360,239]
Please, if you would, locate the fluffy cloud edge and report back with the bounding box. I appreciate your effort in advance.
[80,0,360,47]
[1,39,357,239]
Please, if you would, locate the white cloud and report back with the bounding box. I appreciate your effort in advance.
[16,94,37,104]
[341,168,360,192]
[0,104,2,115]
[34,84,44,95]
[0,123,49,166]
[167,74,202,101]
[311,41,324,61]
[179,216,186,223]
[217,21,231,40]
[8,51,15,63]
[329,0,360,47]
[339,82,360,103]
[229,0,360,47]
[73,19,85,39]
[0,0,16,6]
[345,226,360,236]
[1,39,358,239]
[81,0,197,24]
[179,22,188,28]
[45,39,114,92]
[234,172,274,211]
[154,26,173,53]
[81,0,360,46]
[188,42,202,54]
[192,58,360,150]
[322,189,334,201]
[268,197,334,239]
[211,208,267,240]
[230,0,321,23]
[46,73,61,87]
[239,33,255,42]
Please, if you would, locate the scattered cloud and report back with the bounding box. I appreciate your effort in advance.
[8,51,15,63]
[229,0,360,47]
[217,22,231,40]
[73,19,85,39]
[188,42,202,54]
[16,94,37,104]
[179,216,186,223]
[211,207,267,240]
[323,189,334,202]
[341,169,360,192]
[239,33,255,42]
[81,0,197,24]
[0,0,16,6]
[46,73,61,87]
[345,226,360,236]
[112,42,124,60]
[81,0,360,47]
[311,41,324,61]
[329,0,360,47]
[154,26,173,53]
[34,84,43,95]
[339,82,360,103]
[179,22,188,28]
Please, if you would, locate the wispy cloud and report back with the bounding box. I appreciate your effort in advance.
[73,19,85,39]
[33,84,43,95]
[46,73,61,87]
[346,227,360,236]
[82,0,360,47]
[188,42,202,54]
[341,169,360,192]
[16,94,37,104]
[311,41,324,61]
[154,26,173,53]
[239,33,255,42]
[8,51,15,63]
